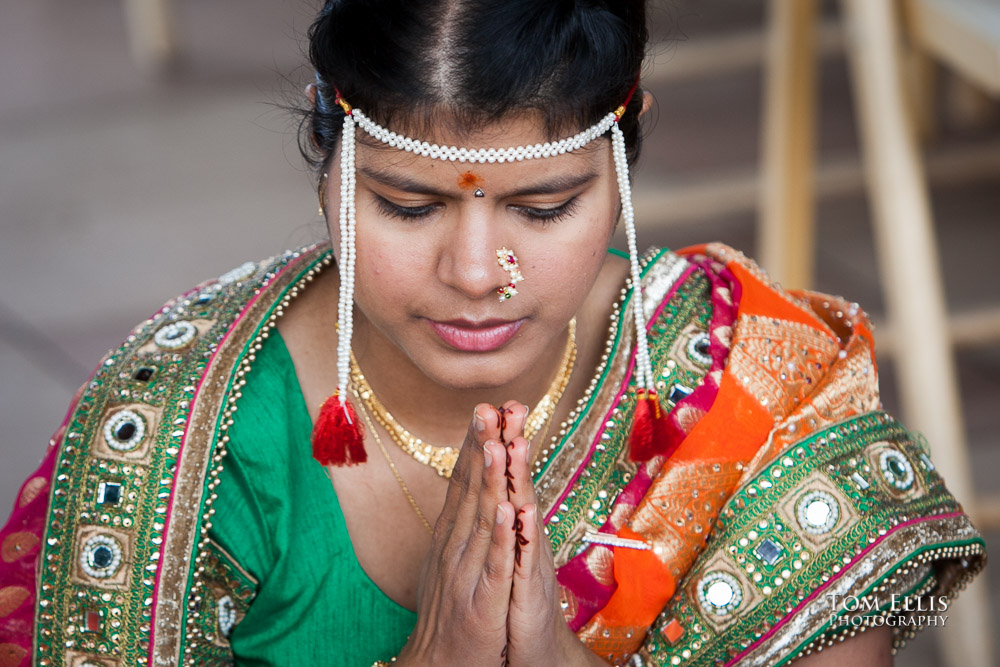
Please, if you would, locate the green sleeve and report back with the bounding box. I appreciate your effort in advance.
[199,331,417,666]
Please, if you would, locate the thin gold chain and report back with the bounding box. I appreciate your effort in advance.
[353,392,434,535]
[350,318,577,479]
[527,331,578,467]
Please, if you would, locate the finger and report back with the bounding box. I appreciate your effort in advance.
[473,499,516,618]
[499,400,527,445]
[509,504,565,663]
[511,503,540,607]
[504,435,537,511]
[436,404,500,537]
[449,437,503,549]
[459,439,512,570]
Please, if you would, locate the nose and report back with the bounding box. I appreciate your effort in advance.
[436,211,508,301]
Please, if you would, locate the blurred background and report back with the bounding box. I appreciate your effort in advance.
[1,0,997,665]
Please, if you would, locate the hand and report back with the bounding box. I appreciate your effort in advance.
[499,402,606,667]
[395,404,517,667]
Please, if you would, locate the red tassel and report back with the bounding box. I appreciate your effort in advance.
[312,392,367,466]
[628,390,672,463]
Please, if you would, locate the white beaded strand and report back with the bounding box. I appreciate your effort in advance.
[337,112,358,411]
[611,122,654,392]
[353,109,618,164]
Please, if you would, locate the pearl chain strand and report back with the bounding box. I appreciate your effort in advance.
[353,109,619,163]
[333,105,656,410]
[336,113,358,408]
[611,123,654,391]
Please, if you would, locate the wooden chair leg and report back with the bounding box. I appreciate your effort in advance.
[122,0,175,72]
[758,0,820,290]
[899,0,940,142]
[839,1,993,665]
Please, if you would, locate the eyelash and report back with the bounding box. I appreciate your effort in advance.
[510,196,580,225]
[373,197,438,221]
[372,195,581,225]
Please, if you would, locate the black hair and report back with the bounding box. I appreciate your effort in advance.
[300,0,648,171]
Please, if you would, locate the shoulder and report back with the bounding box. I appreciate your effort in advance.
[633,243,987,666]
[27,245,332,665]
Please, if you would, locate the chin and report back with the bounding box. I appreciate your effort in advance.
[407,338,535,391]
[426,354,527,392]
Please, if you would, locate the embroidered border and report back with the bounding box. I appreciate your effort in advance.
[633,412,986,666]
[33,246,328,667]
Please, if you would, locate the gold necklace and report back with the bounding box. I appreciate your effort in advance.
[353,393,434,535]
[350,318,577,478]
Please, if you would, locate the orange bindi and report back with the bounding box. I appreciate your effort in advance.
[457,171,484,190]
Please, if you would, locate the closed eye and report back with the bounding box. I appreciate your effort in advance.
[371,193,582,225]
[509,196,581,225]
[372,194,440,221]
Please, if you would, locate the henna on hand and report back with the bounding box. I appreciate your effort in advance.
[513,508,529,567]
[498,406,516,495]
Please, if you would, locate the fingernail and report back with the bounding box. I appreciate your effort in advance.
[524,441,531,465]
[496,504,506,524]
[483,444,493,468]
[474,410,486,432]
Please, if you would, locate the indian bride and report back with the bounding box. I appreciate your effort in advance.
[0,1,985,665]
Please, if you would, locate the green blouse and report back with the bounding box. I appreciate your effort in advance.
[211,330,415,666]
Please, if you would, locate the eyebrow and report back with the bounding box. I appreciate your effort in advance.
[357,166,599,199]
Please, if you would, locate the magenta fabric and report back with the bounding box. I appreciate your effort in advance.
[0,437,59,666]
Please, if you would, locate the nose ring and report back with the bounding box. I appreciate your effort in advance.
[496,247,524,302]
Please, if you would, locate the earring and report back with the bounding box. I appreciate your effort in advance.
[318,172,329,216]
[496,247,524,302]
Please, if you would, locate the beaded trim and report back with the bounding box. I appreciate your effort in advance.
[154,321,198,349]
[795,490,841,535]
[878,449,915,491]
[79,534,124,579]
[102,409,147,452]
[633,412,987,667]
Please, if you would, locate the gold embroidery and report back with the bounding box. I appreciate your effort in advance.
[0,643,29,667]
[687,549,764,634]
[735,513,982,667]
[741,334,879,483]
[629,460,743,575]
[64,650,119,666]
[776,470,861,551]
[0,586,30,617]
[91,403,163,464]
[727,315,839,420]
[17,477,47,508]
[577,623,650,665]
[0,532,39,564]
[70,525,134,589]
[583,543,616,587]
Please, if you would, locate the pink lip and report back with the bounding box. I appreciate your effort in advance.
[428,318,525,352]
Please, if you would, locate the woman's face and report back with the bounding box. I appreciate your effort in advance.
[324,113,620,391]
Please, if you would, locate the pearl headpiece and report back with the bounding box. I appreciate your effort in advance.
[328,85,654,412]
